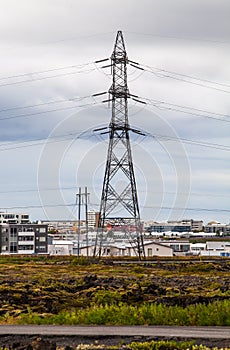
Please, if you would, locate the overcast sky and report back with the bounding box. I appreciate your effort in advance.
[0,0,229,224]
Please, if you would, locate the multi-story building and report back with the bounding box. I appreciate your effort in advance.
[160,240,191,254]
[87,209,100,228]
[204,221,230,235]
[0,212,30,224]
[147,219,203,233]
[190,220,203,232]
[41,220,77,233]
[0,224,48,254]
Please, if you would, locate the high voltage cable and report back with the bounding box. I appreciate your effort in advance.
[0,61,95,81]
[124,31,229,44]
[0,95,91,114]
[136,97,230,124]
[1,56,228,95]
[1,203,229,213]
[1,92,229,127]
[141,206,230,213]
[142,97,230,118]
[140,64,230,89]
[0,99,100,122]
[0,186,228,199]
[0,93,229,126]
[0,66,98,88]
[0,126,229,152]
[0,129,94,152]
[144,131,230,151]
[0,31,115,52]
[139,63,230,94]
[90,202,230,213]
[98,59,230,93]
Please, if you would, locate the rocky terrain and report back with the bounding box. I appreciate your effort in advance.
[0,258,229,317]
[0,335,229,350]
[0,256,229,349]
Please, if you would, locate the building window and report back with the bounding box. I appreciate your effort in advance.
[18,236,34,241]
[147,248,152,256]
[36,245,46,249]
[18,245,34,250]
[10,243,17,253]
[10,227,17,235]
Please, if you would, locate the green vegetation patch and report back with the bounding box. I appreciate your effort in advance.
[14,300,230,326]
[0,256,229,325]
[0,340,230,350]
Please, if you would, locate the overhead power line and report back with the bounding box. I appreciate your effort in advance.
[1,91,229,127]
[1,90,229,127]
[0,61,95,81]
[134,96,230,124]
[0,65,98,88]
[98,58,230,93]
[140,64,230,89]
[141,206,230,213]
[0,98,100,122]
[1,203,229,213]
[144,131,230,151]
[138,63,230,94]
[0,186,229,199]
[0,128,96,152]
[124,31,229,45]
[120,59,230,93]
[0,95,90,114]
[1,124,229,153]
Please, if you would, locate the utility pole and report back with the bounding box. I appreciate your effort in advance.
[76,187,81,257]
[76,187,90,257]
[85,186,89,258]
[94,31,145,259]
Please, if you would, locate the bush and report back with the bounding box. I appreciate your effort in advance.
[17,300,230,326]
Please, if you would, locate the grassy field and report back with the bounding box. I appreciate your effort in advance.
[0,255,229,326]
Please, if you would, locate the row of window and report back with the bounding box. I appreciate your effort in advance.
[1,236,46,242]
[18,236,34,241]
[18,245,47,251]
[18,245,34,250]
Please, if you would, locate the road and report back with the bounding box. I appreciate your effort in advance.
[0,325,229,339]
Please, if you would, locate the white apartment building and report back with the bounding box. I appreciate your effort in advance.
[87,209,99,228]
[0,212,30,225]
[204,221,230,235]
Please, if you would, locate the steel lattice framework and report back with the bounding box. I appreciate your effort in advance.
[95,31,145,259]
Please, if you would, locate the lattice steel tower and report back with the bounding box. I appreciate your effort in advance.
[95,31,145,258]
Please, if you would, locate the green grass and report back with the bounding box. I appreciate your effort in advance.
[127,341,229,350]
[0,256,229,326]
[16,300,230,326]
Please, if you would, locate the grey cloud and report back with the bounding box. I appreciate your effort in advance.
[0,0,229,223]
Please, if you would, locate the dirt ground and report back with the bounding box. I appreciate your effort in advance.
[0,334,230,350]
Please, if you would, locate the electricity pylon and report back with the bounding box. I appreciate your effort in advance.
[94,31,145,259]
